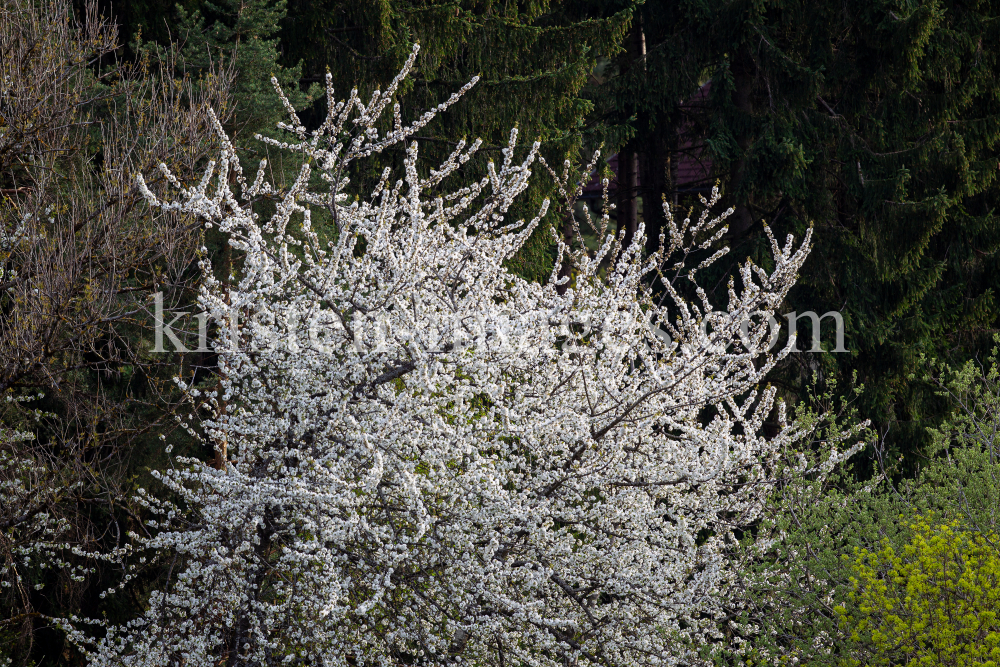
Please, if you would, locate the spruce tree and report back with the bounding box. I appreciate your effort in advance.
[602,0,1000,471]
[716,0,1000,470]
[156,0,318,137]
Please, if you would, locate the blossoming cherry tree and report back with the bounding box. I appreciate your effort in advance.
[73,45,843,667]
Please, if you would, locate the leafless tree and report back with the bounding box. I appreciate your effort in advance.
[0,0,233,658]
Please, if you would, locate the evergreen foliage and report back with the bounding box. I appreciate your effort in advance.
[104,0,1000,472]
[616,0,1000,470]
[145,0,318,137]
[280,0,630,147]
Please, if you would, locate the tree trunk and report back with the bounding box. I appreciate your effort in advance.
[618,14,645,257]
[640,134,670,258]
[729,46,756,238]
[618,146,640,254]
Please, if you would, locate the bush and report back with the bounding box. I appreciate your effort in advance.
[839,515,1000,666]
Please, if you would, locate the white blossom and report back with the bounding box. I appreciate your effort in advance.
[74,44,849,667]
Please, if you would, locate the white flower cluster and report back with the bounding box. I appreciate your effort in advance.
[82,44,842,667]
[0,423,91,595]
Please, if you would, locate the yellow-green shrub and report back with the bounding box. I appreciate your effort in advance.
[837,515,1000,666]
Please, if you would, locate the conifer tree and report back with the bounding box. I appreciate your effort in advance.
[605,0,1000,469]
[715,0,1000,467]
[161,0,318,137]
